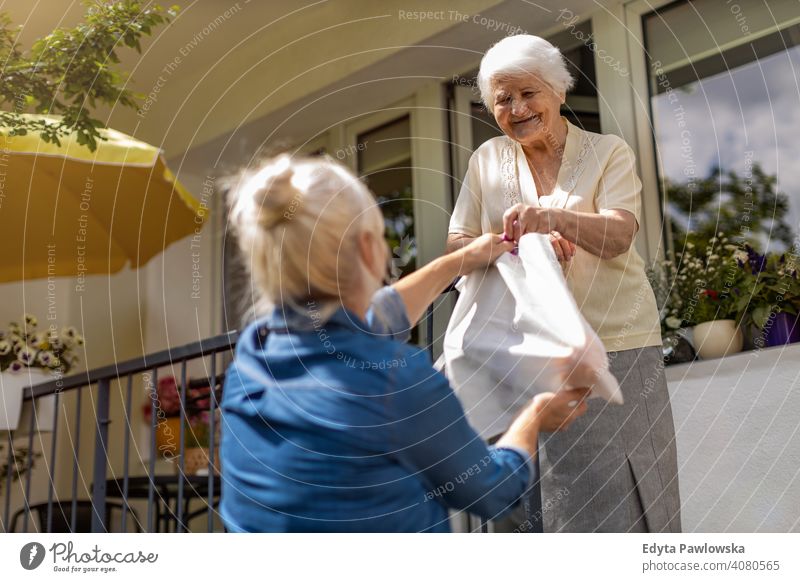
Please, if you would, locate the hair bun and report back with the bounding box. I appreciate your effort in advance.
[254,156,302,229]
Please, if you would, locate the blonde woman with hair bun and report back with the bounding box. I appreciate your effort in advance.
[220,154,592,532]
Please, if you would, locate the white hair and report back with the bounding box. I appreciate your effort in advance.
[477,35,575,110]
[228,154,383,318]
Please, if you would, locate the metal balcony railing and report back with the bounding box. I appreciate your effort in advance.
[2,331,237,533]
[1,290,543,533]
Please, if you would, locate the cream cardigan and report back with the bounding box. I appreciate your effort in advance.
[449,118,661,352]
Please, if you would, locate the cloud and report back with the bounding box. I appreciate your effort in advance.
[652,45,800,231]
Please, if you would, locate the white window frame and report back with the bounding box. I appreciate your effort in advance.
[621,0,800,260]
[335,91,451,267]
[324,89,452,349]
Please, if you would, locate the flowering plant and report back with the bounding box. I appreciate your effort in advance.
[736,245,800,329]
[142,376,181,420]
[185,411,214,449]
[0,314,83,375]
[648,233,748,334]
[0,443,40,494]
[142,376,214,425]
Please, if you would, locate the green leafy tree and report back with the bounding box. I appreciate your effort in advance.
[666,163,793,256]
[0,0,177,151]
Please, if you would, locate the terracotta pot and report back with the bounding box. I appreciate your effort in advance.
[155,416,181,458]
[692,320,744,359]
[183,447,220,476]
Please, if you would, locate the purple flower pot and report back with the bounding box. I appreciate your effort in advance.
[762,312,800,347]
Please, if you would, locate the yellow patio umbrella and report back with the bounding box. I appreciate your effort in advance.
[0,114,206,283]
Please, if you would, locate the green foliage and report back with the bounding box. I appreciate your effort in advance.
[649,234,800,349]
[649,233,748,332]
[650,161,800,349]
[0,443,40,494]
[0,1,178,151]
[736,247,800,329]
[377,185,416,280]
[184,417,210,449]
[666,163,794,256]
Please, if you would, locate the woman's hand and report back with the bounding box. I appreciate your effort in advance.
[451,233,514,275]
[502,204,559,240]
[392,234,511,327]
[496,388,590,457]
[549,231,575,262]
[501,205,575,262]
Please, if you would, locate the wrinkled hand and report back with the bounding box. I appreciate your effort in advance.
[502,204,557,241]
[453,233,514,275]
[549,231,575,262]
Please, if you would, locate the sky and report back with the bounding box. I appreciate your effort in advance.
[651,43,800,244]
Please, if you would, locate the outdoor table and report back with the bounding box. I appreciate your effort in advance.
[99,475,221,532]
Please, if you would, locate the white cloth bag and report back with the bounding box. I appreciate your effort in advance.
[442,234,623,435]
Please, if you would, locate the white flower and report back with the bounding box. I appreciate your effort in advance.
[24,314,38,327]
[0,340,10,356]
[48,334,63,350]
[33,331,50,349]
[665,316,682,329]
[61,327,79,345]
[17,346,36,365]
[37,350,55,366]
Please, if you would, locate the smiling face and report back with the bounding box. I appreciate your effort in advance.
[491,74,565,147]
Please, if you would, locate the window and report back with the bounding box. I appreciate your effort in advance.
[356,115,420,343]
[356,116,416,280]
[645,0,800,254]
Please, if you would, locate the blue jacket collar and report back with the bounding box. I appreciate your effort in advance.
[263,302,370,334]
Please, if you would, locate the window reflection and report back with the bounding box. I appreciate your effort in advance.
[647,8,799,255]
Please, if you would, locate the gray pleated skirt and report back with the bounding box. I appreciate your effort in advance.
[496,345,682,533]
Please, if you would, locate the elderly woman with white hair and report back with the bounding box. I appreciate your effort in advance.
[447,35,681,533]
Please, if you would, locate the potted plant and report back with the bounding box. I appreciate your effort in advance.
[651,234,748,360]
[737,246,800,347]
[182,383,219,476]
[0,443,40,495]
[182,411,219,476]
[142,377,219,470]
[1,314,83,431]
[142,376,182,458]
